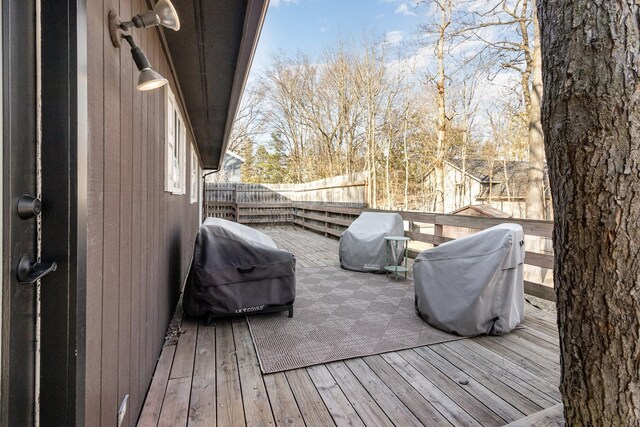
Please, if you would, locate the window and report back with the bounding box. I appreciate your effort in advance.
[190,143,198,204]
[165,87,186,194]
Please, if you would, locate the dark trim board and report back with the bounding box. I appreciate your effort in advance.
[2,0,38,424]
[39,0,88,424]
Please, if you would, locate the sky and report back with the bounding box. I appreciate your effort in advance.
[247,0,523,141]
[251,0,426,75]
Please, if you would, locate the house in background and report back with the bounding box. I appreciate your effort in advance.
[206,151,246,183]
[428,159,552,218]
[1,1,267,426]
[442,204,512,239]
[223,151,246,183]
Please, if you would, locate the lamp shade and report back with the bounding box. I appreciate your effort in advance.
[137,68,168,91]
[154,0,180,31]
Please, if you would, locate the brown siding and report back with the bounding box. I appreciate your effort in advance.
[86,0,200,425]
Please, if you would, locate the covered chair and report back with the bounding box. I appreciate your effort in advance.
[339,212,404,273]
[184,217,296,318]
[413,223,525,336]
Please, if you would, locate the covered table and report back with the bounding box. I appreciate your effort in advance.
[413,223,525,336]
[184,217,296,318]
[339,212,404,273]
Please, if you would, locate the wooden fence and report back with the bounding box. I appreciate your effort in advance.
[205,173,367,222]
[204,174,555,302]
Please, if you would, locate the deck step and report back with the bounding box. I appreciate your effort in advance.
[504,403,564,427]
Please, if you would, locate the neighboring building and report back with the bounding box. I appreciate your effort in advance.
[442,204,512,240]
[223,151,246,183]
[206,151,246,183]
[1,1,267,426]
[427,159,551,218]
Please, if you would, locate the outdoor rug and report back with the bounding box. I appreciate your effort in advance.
[247,266,464,374]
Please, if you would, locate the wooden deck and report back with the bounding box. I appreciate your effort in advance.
[137,226,563,427]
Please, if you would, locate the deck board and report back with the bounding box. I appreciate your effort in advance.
[137,226,563,427]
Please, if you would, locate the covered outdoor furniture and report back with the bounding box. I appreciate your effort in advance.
[413,223,525,336]
[183,217,296,318]
[339,212,404,273]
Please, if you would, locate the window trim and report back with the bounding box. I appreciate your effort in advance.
[190,142,198,204]
[165,86,186,195]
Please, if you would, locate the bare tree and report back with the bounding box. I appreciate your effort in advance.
[467,0,545,219]
[227,82,267,154]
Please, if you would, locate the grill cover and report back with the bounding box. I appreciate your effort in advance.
[183,218,296,317]
[414,223,525,336]
[339,212,404,272]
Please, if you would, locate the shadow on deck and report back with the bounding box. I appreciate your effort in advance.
[137,226,563,427]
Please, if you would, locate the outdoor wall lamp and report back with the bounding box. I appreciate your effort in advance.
[108,0,181,91]
[122,35,168,91]
[109,0,180,47]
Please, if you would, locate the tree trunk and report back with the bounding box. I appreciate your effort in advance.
[539,1,640,425]
[434,1,450,213]
[526,8,545,220]
[403,108,409,210]
[386,123,392,209]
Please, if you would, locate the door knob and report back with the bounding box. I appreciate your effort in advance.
[16,254,57,284]
[17,194,42,219]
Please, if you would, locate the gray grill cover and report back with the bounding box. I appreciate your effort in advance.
[414,223,525,336]
[184,218,296,317]
[339,212,404,272]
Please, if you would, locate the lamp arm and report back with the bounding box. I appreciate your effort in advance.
[131,12,160,29]
[118,20,136,31]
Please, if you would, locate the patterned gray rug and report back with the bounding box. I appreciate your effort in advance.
[247,266,463,374]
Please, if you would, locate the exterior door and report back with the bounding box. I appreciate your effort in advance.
[2,0,82,424]
[2,0,40,425]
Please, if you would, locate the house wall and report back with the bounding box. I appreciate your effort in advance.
[86,1,200,425]
[442,165,482,213]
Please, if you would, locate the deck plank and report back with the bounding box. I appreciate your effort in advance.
[170,318,197,379]
[472,337,560,383]
[215,320,245,427]
[137,345,176,427]
[188,322,216,427]
[326,361,394,427]
[307,365,365,427]
[344,358,423,427]
[414,345,526,423]
[158,377,191,427]
[284,369,336,427]
[382,352,482,426]
[427,343,545,415]
[232,318,275,427]
[504,403,565,427]
[263,373,305,427]
[446,340,561,404]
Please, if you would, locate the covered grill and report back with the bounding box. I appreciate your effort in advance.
[414,223,525,336]
[184,218,296,318]
[339,212,404,273]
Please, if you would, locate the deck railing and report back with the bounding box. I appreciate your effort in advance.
[204,200,556,302]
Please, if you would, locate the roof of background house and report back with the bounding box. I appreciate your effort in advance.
[162,0,268,170]
[446,158,550,200]
[448,204,512,218]
[225,151,246,163]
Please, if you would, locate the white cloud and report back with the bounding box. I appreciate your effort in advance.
[384,31,405,45]
[319,26,330,33]
[395,2,416,16]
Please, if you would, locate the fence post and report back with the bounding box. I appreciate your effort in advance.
[234,188,239,223]
[434,215,443,246]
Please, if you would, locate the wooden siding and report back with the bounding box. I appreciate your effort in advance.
[86,1,200,425]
